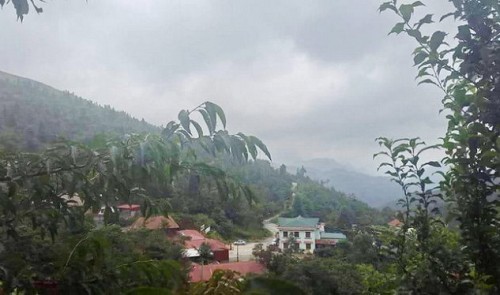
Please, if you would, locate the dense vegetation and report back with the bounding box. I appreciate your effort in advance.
[0,71,158,152]
[0,69,386,243]
[280,176,390,231]
[200,0,500,293]
[0,0,498,294]
[372,0,499,293]
[0,70,395,293]
[0,97,277,292]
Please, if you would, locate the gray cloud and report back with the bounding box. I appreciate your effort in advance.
[0,0,451,175]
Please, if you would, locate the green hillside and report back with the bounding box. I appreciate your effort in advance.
[0,70,159,152]
[0,71,387,240]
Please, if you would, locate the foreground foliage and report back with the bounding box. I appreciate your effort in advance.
[377,0,500,293]
[0,102,271,292]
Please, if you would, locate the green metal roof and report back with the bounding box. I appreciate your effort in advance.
[278,215,319,228]
[320,232,347,240]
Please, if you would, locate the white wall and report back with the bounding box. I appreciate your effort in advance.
[278,229,319,252]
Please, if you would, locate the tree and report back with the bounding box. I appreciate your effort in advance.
[1,0,45,21]
[379,0,499,292]
[279,164,287,175]
[0,102,271,292]
[198,242,214,265]
[281,258,364,295]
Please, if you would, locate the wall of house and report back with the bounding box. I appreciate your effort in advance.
[214,249,229,262]
[278,228,319,252]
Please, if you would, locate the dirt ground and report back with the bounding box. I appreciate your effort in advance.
[228,219,278,262]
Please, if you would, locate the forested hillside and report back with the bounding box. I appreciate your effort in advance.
[1,0,498,293]
[0,71,159,152]
[0,71,385,242]
[291,158,402,208]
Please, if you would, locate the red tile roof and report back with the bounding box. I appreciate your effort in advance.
[388,218,403,227]
[117,204,141,211]
[185,238,229,251]
[130,215,179,230]
[190,261,266,282]
[178,229,206,240]
[178,229,229,251]
[315,239,336,245]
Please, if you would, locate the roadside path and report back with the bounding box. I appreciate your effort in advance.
[228,215,279,262]
[228,183,296,261]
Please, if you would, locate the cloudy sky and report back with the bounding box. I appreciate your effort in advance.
[0,0,453,175]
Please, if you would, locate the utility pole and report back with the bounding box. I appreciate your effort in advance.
[236,244,239,262]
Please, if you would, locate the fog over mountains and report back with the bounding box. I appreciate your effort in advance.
[290,158,401,208]
[1,69,400,209]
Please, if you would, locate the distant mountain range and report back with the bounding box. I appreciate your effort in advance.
[0,70,159,151]
[290,158,401,208]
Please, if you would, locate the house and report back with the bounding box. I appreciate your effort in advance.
[315,232,347,249]
[278,216,320,252]
[277,215,347,252]
[190,261,265,282]
[388,218,403,227]
[130,215,180,236]
[179,229,230,262]
[117,204,141,219]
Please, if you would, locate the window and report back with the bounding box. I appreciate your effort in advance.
[283,242,289,249]
[294,232,299,238]
[306,243,311,250]
[283,231,288,238]
[305,232,311,238]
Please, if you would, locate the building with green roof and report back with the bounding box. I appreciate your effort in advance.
[277,215,346,252]
[278,216,319,229]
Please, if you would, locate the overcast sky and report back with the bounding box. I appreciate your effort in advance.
[0,0,454,175]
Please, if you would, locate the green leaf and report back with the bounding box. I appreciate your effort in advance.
[399,4,414,22]
[12,0,29,21]
[213,133,230,153]
[423,161,441,168]
[379,2,397,13]
[238,132,258,160]
[177,110,191,135]
[373,151,390,159]
[385,171,399,178]
[190,120,204,137]
[230,136,248,161]
[429,31,446,51]
[389,22,405,35]
[206,101,226,129]
[204,102,218,131]
[456,25,471,41]
[439,12,454,22]
[411,1,425,7]
[198,109,214,135]
[407,29,422,42]
[413,52,428,65]
[418,78,438,86]
[422,177,433,184]
[416,14,433,29]
[249,136,271,160]
[417,66,431,78]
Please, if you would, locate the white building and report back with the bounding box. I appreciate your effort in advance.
[277,215,346,253]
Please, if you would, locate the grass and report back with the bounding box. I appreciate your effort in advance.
[232,226,272,242]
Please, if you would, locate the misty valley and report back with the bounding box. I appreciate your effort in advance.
[0,0,499,294]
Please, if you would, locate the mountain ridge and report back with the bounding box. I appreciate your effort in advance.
[0,70,160,151]
[289,158,400,208]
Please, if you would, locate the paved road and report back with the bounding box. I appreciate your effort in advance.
[228,217,278,262]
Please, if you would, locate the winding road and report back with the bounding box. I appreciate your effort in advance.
[228,183,296,261]
[228,217,278,262]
